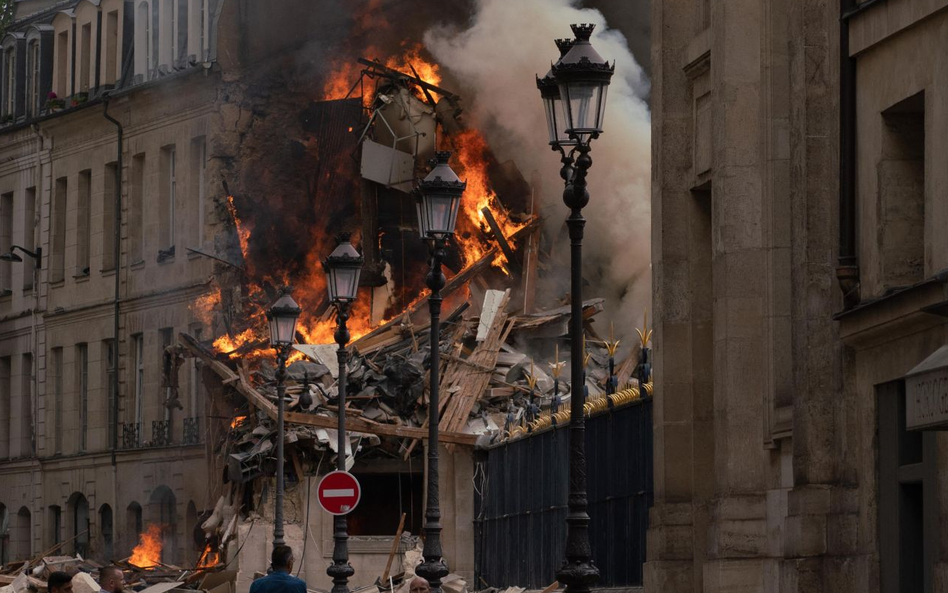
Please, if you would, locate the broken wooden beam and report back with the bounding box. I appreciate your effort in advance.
[178,332,477,446]
[480,207,520,276]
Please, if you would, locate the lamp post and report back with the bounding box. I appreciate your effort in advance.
[537,23,614,593]
[0,245,42,268]
[266,290,301,550]
[414,151,465,593]
[323,234,363,593]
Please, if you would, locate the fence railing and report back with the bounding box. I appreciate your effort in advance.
[474,397,653,588]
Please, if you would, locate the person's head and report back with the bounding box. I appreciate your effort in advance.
[98,566,125,593]
[409,577,429,593]
[48,572,73,593]
[271,545,294,573]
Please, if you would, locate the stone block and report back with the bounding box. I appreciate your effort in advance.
[644,559,694,593]
[708,517,769,559]
[647,521,696,561]
[703,558,764,592]
[783,513,827,557]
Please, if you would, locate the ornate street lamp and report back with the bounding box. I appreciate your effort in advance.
[537,39,576,181]
[322,234,363,593]
[537,23,613,593]
[414,151,465,593]
[266,289,301,550]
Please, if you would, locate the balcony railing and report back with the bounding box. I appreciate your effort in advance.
[121,423,141,449]
[183,417,201,445]
[152,420,171,447]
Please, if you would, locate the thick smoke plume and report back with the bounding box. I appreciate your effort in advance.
[425,0,651,342]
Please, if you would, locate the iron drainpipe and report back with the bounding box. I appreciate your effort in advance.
[102,98,122,466]
[837,0,860,308]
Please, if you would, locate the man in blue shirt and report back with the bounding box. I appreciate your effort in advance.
[250,545,307,593]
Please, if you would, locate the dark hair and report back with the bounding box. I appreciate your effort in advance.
[99,566,123,584]
[271,545,293,569]
[48,572,72,591]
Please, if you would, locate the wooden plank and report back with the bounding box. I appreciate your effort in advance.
[441,290,512,437]
[476,290,506,342]
[380,512,407,583]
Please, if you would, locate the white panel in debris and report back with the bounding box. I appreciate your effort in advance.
[476,290,507,342]
[361,139,415,193]
[294,344,339,378]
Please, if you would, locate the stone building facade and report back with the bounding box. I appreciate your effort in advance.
[0,0,225,569]
[0,1,476,588]
[649,0,948,591]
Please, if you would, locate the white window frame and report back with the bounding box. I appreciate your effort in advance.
[138,1,151,78]
[198,0,206,59]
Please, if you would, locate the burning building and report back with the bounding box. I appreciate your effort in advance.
[0,0,652,590]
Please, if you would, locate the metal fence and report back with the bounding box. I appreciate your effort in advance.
[474,397,653,588]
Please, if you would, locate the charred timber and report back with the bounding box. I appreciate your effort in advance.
[358,58,460,100]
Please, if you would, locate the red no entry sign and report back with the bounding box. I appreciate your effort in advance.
[317,470,361,515]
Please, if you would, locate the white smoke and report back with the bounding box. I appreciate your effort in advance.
[425,0,651,343]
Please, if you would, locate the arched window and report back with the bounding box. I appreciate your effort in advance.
[48,505,61,547]
[148,486,176,564]
[67,493,89,557]
[125,501,142,556]
[99,504,113,560]
[14,507,30,560]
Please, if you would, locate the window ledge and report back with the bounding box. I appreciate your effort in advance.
[50,279,65,288]
[186,247,205,260]
[73,273,90,283]
[100,268,116,277]
[130,260,145,270]
[157,246,176,264]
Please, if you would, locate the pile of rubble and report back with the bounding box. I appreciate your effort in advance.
[179,281,651,477]
[0,555,233,593]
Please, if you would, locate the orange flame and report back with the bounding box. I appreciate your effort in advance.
[226,196,252,266]
[450,129,525,270]
[209,47,521,365]
[129,524,164,568]
[321,43,441,103]
[191,288,221,327]
[230,415,247,429]
[196,543,220,568]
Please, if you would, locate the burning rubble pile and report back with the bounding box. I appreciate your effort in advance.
[181,43,654,450]
[0,523,230,593]
[175,46,653,537]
